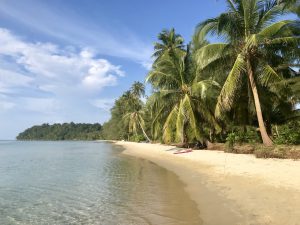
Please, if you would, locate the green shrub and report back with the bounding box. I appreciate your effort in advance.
[273,121,300,145]
[130,134,145,142]
[225,132,237,152]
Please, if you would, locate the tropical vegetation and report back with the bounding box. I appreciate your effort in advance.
[17,123,102,140]
[102,0,300,149]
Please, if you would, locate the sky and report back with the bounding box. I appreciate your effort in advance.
[0,0,228,139]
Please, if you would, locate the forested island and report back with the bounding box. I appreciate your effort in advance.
[16,123,102,140]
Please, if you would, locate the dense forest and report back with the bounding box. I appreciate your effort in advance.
[101,0,300,151]
[17,123,102,140]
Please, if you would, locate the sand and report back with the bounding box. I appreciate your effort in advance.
[115,141,300,225]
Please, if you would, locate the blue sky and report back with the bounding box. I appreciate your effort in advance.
[0,0,227,139]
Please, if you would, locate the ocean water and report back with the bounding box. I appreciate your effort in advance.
[0,141,202,225]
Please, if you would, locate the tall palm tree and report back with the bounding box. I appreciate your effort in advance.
[194,0,300,146]
[153,28,185,62]
[131,81,145,98]
[147,44,220,145]
[122,82,151,142]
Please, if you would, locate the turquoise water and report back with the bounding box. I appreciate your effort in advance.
[0,141,201,225]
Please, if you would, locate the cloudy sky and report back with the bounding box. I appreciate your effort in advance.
[0,0,227,139]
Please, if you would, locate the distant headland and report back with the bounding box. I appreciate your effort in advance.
[16,123,102,141]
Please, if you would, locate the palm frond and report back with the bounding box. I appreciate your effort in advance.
[258,64,283,87]
[258,20,293,38]
[195,43,232,70]
[215,53,247,118]
[163,105,178,143]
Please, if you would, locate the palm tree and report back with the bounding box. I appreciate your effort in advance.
[123,110,151,142]
[153,28,185,62]
[131,81,145,98]
[147,43,220,145]
[194,0,299,146]
[122,82,151,142]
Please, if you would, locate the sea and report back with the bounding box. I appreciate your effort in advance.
[0,141,202,225]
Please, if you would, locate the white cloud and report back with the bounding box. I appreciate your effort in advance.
[0,68,33,93]
[82,59,124,89]
[0,27,124,120]
[0,28,124,94]
[0,0,153,69]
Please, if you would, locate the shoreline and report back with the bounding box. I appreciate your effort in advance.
[115,141,300,225]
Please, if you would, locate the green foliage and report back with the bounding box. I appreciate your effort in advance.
[273,121,300,144]
[101,82,151,142]
[129,134,145,142]
[194,0,300,145]
[225,132,237,151]
[100,0,300,148]
[16,123,102,140]
[147,30,220,145]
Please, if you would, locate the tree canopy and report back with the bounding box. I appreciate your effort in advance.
[17,123,102,140]
[101,0,300,147]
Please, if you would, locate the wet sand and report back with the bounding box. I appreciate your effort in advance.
[115,141,300,225]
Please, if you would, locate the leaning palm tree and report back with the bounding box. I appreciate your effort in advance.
[123,110,151,142]
[194,0,300,146]
[147,44,220,145]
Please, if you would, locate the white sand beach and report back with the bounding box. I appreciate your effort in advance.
[116,141,300,225]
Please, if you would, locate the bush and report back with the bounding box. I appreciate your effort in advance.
[273,121,300,145]
[225,132,237,152]
[235,128,261,144]
[274,132,300,145]
[130,134,145,142]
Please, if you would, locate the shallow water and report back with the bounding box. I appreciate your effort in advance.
[0,141,202,225]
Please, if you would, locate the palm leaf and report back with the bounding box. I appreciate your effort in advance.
[215,53,247,118]
[163,105,178,143]
[259,64,283,87]
[195,43,232,70]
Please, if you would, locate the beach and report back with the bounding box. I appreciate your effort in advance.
[116,141,300,225]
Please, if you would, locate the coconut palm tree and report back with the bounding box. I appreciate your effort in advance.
[131,81,145,98]
[122,82,151,142]
[147,43,220,145]
[153,28,185,63]
[194,0,300,146]
[123,110,151,142]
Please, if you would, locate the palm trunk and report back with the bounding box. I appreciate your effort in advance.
[247,60,273,146]
[275,125,280,137]
[138,121,151,142]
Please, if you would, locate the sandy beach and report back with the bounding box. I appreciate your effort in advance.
[115,141,300,225]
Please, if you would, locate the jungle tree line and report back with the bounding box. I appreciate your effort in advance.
[102,0,300,146]
[17,123,103,140]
